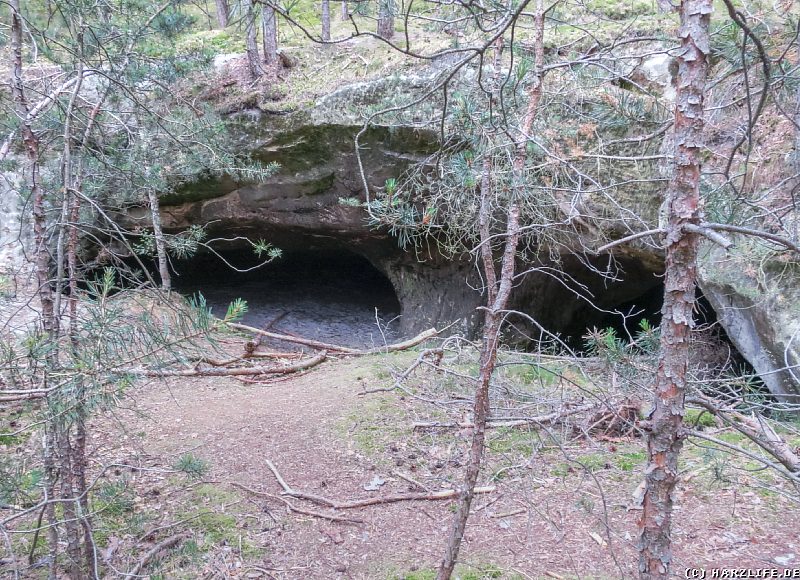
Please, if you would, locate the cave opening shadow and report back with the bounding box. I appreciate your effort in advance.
[583,283,765,397]
[171,247,402,349]
[596,283,664,344]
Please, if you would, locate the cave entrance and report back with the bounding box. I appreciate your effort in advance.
[172,246,402,349]
[595,283,665,344]
[509,254,747,363]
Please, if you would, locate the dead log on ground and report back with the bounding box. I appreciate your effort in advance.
[230,483,364,524]
[412,404,595,430]
[133,352,327,378]
[265,460,494,510]
[229,323,438,355]
[126,532,189,577]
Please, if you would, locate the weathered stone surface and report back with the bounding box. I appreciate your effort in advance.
[137,71,799,400]
[0,169,26,276]
[139,72,672,341]
[698,240,800,402]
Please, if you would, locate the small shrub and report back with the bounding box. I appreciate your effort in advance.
[174,453,210,479]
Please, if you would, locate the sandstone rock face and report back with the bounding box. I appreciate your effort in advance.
[698,241,800,402]
[132,109,482,336]
[0,168,30,286]
[131,70,800,400]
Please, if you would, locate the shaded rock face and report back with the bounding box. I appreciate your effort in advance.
[138,116,484,336]
[147,112,667,341]
[508,254,665,347]
[698,243,800,403]
[134,78,799,399]
[0,170,26,279]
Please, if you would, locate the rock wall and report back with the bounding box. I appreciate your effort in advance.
[0,169,30,290]
[698,241,800,402]
[118,69,800,399]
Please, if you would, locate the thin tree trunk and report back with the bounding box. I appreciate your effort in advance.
[637,0,711,578]
[146,189,171,291]
[262,3,278,66]
[57,430,83,578]
[243,0,262,78]
[377,0,394,39]
[437,34,521,579]
[9,0,55,336]
[436,5,546,573]
[43,429,60,580]
[341,0,348,21]
[215,0,229,27]
[792,65,800,242]
[321,0,331,42]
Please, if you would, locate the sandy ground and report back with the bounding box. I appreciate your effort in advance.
[84,352,800,579]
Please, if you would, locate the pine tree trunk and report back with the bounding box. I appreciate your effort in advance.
[146,189,171,291]
[637,1,711,578]
[436,35,528,580]
[377,0,394,39]
[10,0,55,336]
[321,0,331,42]
[215,0,229,27]
[43,428,60,579]
[57,429,83,578]
[214,0,230,28]
[341,0,348,21]
[243,0,262,78]
[262,3,279,66]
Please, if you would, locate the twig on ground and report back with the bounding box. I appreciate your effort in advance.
[393,470,431,492]
[133,352,327,377]
[229,483,364,524]
[230,323,438,356]
[125,532,189,577]
[265,460,494,510]
[490,508,527,518]
[412,404,594,430]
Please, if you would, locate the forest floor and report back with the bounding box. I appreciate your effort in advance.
[82,343,800,579]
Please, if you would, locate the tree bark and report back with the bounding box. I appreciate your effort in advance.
[262,3,279,66]
[215,0,229,27]
[321,0,331,42]
[637,1,711,578]
[341,0,348,21]
[9,0,55,336]
[146,189,171,291]
[376,0,394,39]
[436,32,531,579]
[243,0,262,78]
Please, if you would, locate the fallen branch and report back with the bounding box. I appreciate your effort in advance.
[393,470,431,492]
[358,347,444,396]
[0,392,48,402]
[689,395,800,473]
[333,487,496,510]
[265,460,337,507]
[230,483,364,524]
[265,460,494,510]
[412,405,594,430]
[230,324,438,356]
[134,352,326,377]
[229,323,361,353]
[414,419,538,429]
[249,310,290,352]
[490,508,527,519]
[361,328,439,355]
[189,350,302,367]
[126,532,189,577]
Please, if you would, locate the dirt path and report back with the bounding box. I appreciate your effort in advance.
[96,354,800,579]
